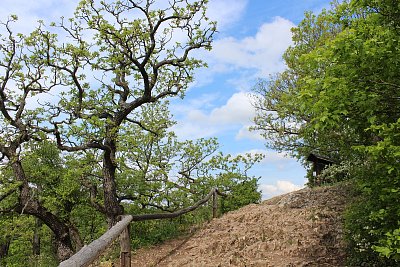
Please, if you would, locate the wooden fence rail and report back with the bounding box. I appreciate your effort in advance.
[58,188,225,267]
[59,215,133,267]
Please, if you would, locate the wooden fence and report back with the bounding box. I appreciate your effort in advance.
[59,188,225,267]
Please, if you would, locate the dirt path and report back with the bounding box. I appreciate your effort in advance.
[131,185,353,267]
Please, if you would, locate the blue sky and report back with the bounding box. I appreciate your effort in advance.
[170,0,332,199]
[1,0,332,199]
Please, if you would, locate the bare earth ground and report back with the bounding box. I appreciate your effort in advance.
[129,184,353,267]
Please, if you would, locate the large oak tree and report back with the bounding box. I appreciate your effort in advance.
[0,0,263,263]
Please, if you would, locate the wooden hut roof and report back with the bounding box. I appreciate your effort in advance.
[306,153,335,164]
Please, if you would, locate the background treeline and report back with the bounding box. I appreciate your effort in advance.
[252,0,400,265]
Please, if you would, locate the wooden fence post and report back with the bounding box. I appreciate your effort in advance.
[120,223,131,267]
[212,189,218,218]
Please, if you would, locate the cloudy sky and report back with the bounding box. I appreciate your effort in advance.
[171,0,332,199]
[1,0,332,199]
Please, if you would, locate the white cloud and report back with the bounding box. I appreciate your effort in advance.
[0,0,78,34]
[207,0,248,30]
[208,92,255,124]
[268,154,292,171]
[236,148,293,164]
[172,92,255,139]
[210,16,294,76]
[236,125,263,141]
[262,151,292,163]
[260,180,304,200]
[189,16,294,92]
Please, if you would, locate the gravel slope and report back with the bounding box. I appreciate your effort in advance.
[131,184,353,267]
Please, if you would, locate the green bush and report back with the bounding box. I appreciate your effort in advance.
[130,206,212,249]
[345,121,400,266]
[345,194,399,267]
[317,161,354,186]
[220,178,261,213]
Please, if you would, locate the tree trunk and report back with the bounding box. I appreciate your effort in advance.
[0,238,10,262]
[32,217,42,256]
[103,137,124,227]
[11,159,75,261]
[69,225,84,251]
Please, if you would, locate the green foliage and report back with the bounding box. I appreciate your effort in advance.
[0,141,89,265]
[344,119,400,265]
[0,215,59,267]
[0,0,261,264]
[316,160,354,186]
[120,128,262,248]
[130,209,210,249]
[220,177,260,213]
[252,0,400,265]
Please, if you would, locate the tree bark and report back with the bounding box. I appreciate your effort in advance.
[103,137,124,227]
[0,238,10,262]
[32,217,42,256]
[11,159,75,261]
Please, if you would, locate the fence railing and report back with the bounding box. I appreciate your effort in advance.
[58,188,225,267]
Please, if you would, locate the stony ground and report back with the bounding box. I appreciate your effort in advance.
[127,184,353,267]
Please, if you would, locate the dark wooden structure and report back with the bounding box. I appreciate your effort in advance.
[307,153,335,177]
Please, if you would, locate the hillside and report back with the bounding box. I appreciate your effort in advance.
[130,184,353,267]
